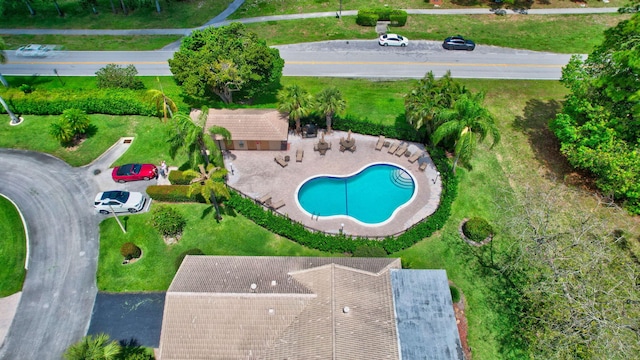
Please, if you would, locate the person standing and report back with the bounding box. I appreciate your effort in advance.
[160,160,168,178]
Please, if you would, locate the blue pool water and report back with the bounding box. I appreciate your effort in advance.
[297,163,415,224]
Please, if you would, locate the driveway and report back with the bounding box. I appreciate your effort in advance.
[0,138,153,359]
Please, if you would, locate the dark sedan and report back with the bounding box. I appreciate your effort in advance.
[111,163,158,183]
[442,36,476,51]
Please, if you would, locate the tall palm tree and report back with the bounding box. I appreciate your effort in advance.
[167,107,230,169]
[316,86,346,133]
[432,93,500,173]
[64,333,120,360]
[147,87,177,122]
[0,37,9,87]
[277,84,314,134]
[184,164,230,221]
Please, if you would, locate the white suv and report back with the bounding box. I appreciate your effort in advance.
[94,191,147,214]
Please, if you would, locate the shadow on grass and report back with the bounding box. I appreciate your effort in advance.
[512,99,580,182]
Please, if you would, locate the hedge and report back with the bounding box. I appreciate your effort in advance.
[356,8,407,27]
[304,113,420,142]
[0,87,156,116]
[168,170,196,185]
[389,10,408,27]
[147,185,206,203]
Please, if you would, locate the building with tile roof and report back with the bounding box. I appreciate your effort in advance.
[158,256,464,360]
[191,108,289,151]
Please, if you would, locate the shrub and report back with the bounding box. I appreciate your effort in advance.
[168,170,197,185]
[356,10,379,26]
[49,108,91,145]
[152,205,187,237]
[120,242,142,260]
[389,10,408,27]
[462,217,494,242]
[19,84,34,94]
[353,245,387,257]
[146,185,205,203]
[95,64,145,90]
[450,286,461,303]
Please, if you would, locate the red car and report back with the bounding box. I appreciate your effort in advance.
[112,163,158,183]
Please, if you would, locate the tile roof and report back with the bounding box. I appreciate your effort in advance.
[191,108,289,141]
[160,256,401,359]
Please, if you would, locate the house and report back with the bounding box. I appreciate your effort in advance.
[158,256,464,359]
[191,108,289,151]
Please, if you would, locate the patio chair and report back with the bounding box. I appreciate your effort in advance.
[274,155,288,168]
[395,143,408,157]
[258,194,272,205]
[270,200,285,210]
[296,149,304,162]
[348,145,357,153]
[419,162,427,171]
[408,151,422,163]
[375,135,386,151]
[388,142,399,154]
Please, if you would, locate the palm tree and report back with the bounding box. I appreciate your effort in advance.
[184,164,230,221]
[432,93,500,173]
[0,37,9,87]
[64,333,120,360]
[167,107,230,169]
[277,84,314,134]
[316,86,346,133]
[147,86,177,122]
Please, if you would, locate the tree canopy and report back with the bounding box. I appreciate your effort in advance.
[550,13,640,213]
[168,22,284,104]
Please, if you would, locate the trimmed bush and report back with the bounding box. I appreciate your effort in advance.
[356,10,379,26]
[146,185,206,203]
[168,170,197,185]
[19,84,34,94]
[152,205,186,237]
[353,245,387,257]
[120,242,142,260]
[462,217,494,242]
[450,286,461,303]
[389,10,408,27]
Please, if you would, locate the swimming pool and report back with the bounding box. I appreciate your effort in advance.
[296,163,416,225]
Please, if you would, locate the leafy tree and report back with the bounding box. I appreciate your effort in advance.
[169,22,284,104]
[405,71,469,143]
[277,84,314,134]
[167,107,231,169]
[185,164,230,221]
[550,13,640,213]
[64,333,120,360]
[432,93,500,173]
[95,64,144,90]
[315,86,346,133]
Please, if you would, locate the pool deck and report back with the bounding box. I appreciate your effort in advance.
[225,131,442,238]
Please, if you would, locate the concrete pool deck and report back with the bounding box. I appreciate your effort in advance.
[224,131,442,238]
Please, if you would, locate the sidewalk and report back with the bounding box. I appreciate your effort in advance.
[0,7,622,36]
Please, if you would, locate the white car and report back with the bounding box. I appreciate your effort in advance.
[94,190,147,214]
[378,34,408,47]
[15,44,49,57]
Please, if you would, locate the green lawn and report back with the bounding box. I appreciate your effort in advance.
[0,196,27,297]
[97,203,335,291]
[1,35,182,51]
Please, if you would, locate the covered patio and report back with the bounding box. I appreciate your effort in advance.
[224,131,442,238]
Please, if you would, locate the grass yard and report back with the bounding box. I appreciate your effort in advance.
[1,35,182,51]
[97,203,336,291]
[0,196,27,297]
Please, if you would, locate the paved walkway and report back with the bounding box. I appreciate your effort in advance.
[226,131,442,238]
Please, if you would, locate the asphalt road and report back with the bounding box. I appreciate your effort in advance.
[1,40,577,80]
[0,150,99,360]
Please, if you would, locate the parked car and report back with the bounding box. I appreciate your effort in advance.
[94,191,147,214]
[111,163,158,183]
[442,35,476,51]
[378,34,408,47]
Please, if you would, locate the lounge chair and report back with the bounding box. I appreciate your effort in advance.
[296,149,304,162]
[408,151,422,163]
[388,142,399,154]
[395,143,408,157]
[274,155,288,168]
[348,145,356,153]
[375,135,386,151]
[258,194,272,205]
[419,162,427,171]
[270,200,285,210]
